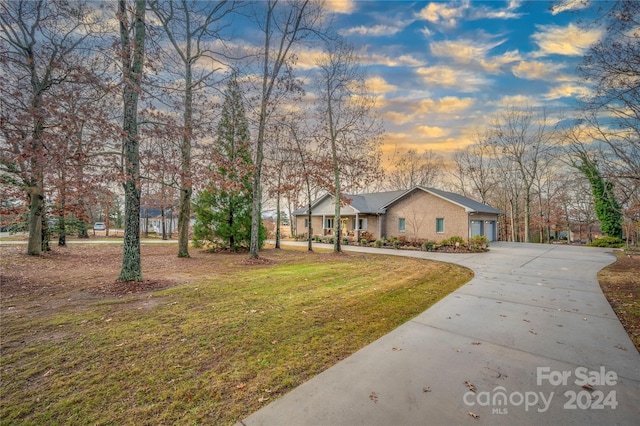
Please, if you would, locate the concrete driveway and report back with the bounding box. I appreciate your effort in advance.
[239,242,640,425]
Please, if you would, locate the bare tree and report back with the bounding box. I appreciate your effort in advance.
[579,0,640,186]
[117,0,146,282]
[451,131,497,204]
[387,149,443,191]
[315,39,384,253]
[489,106,556,243]
[148,0,235,258]
[0,0,100,255]
[248,0,325,259]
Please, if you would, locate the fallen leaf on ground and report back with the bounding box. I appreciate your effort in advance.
[529,329,537,335]
[471,341,481,345]
[582,383,594,391]
[369,391,378,404]
[615,344,628,351]
[236,383,246,389]
[423,387,431,393]
[468,411,480,419]
[464,381,477,393]
[258,396,269,403]
[392,347,402,351]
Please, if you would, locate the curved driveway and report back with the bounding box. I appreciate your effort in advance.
[240,242,640,425]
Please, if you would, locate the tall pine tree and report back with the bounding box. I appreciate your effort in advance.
[193,76,264,251]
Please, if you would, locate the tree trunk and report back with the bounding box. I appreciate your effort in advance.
[161,207,167,240]
[328,89,341,253]
[178,40,193,257]
[307,202,312,251]
[249,104,267,259]
[27,186,44,255]
[275,191,281,249]
[27,92,45,255]
[58,189,66,247]
[118,0,146,282]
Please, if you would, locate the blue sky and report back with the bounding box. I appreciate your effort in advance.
[307,0,603,160]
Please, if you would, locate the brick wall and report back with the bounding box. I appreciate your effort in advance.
[383,189,470,241]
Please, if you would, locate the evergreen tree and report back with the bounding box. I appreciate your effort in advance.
[576,153,623,238]
[193,76,265,251]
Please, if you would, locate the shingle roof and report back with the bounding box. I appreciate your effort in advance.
[417,187,504,214]
[293,187,503,215]
[346,190,407,213]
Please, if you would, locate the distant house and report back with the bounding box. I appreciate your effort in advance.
[292,186,503,242]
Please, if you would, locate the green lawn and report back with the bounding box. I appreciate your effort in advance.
[0,246,472,425]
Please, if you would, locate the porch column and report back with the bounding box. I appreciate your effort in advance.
[355,212,360,241]
[322,214,326,236]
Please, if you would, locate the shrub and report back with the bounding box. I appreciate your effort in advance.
[361,231,374,242]
[469,235,488,251]
[589,236,625,248]
[411,238,425,248]
[450,236,465,246]
[374,239,384,248]
[393,240,401,249]
[440,238,451,247]
[421,240,435,252]
[342,237,349,245]
[360,239,368,246]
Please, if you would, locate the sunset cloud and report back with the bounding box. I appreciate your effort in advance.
[430,38,521,74]
[417,1,469,27]
[550,0,589,15]
[326,0,356,15]
[416,66,490,92]
[366,76,398,94]
[416,125,448,138]
[383,111,414,125]
[512,60,564,80]
[544,83,591,100]
[419,96,475,114]
[491,94,541,108]
[532,23,603,57]
[362,52,424,67]
[339,23,407,37]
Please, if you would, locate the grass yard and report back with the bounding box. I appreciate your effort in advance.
[0,244,473,425]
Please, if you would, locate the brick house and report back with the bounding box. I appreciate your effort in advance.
[292,186,503,242]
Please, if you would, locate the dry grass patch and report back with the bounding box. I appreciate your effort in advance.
[1,244,472,425]
[598,250,640,352]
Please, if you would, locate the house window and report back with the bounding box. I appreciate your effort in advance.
[304,218,309,228]
[436,218,444,233]
[353,218,368,230]
[325,218,334,229]
[399,218,406,232]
